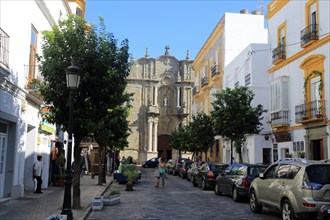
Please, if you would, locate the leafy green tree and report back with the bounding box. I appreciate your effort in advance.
[190,113,215,160]
[38,15,130,208]
[211,87,266,163]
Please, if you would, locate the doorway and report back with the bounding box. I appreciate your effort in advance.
[310,139,323,160]
[158,134,171,161]
[0,133,8,198]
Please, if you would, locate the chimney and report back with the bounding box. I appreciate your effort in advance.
[240,9,249,14]
[252,10,261,15]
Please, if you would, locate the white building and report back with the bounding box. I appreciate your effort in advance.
[192,10,268,163]
[223,43,272,164]
[0,0,86,199]
[266,0,330,160]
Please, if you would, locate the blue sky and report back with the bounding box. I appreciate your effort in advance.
[85,0,270,61]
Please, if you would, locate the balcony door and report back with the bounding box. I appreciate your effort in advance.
[0,133,7,198]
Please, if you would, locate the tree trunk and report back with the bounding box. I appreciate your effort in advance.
[97,145,103,186]
[72,136,82,209]
[102,145,107,184]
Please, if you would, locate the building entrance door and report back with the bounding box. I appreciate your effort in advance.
[311,139,323,160]
[0,133,8,198]
[158,135,171,161]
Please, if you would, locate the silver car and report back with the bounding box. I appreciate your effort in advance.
[249,158,330,220]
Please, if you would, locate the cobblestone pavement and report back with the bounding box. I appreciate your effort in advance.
[0,175,112,220]
[87,168,282,220]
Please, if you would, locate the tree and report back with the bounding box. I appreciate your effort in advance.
[38,15,130,208]
[211,87,266,163]
[189,113,215,160]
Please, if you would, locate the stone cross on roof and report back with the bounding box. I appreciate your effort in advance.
[165,45,170,56]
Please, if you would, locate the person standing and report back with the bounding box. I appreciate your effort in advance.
[33,155,43,193]
[155,157,167,187]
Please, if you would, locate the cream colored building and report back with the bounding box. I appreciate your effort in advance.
[267,0,330,160]
[124,48,194,164]
[192,10,268,163]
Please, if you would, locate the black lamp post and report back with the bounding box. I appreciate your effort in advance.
[62,63,80,220]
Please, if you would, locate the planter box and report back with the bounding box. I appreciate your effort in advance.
[102,194,121,206]
[45,214,67,220]
[92,196,103,211]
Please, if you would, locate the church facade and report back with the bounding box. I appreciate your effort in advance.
[124,47,194,164]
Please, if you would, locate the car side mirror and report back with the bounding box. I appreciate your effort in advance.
[259,173,264,179]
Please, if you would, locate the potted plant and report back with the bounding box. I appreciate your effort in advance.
[123,170,139,191]
[102,189,121,205]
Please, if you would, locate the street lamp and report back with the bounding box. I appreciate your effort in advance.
[62,63,80,220]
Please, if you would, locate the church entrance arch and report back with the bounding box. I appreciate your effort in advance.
[158,134,171,161]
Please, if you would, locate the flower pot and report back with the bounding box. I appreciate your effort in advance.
[92,196,103,211]
[102,194,121,206]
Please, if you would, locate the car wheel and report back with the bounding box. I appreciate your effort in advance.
[249,189,262,213]
[192,176,198,187]
[282,199,296,220]
[232,187,240,202]
[145,164,148,168]
[215,183,222,195]
[201,179,207,190]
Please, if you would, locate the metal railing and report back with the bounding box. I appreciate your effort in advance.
[295,100,326,122]
[211,65,219,77]
[272,44,286,64]
[300,24,318,47]
[201,76,208,87]
[192,86,200,95]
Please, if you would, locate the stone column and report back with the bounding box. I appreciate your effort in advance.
[153,118,158,152]
[148,118,153,152]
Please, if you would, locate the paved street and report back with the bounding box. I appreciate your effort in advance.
[87,168,282,220]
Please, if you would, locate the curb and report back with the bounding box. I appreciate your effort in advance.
[81,179,114,220]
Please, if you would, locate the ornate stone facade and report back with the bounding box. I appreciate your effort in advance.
[124,47,194,164]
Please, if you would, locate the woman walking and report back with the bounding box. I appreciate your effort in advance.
[155,157,166,187]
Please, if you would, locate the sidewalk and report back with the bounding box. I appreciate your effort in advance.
[0,175,112,220]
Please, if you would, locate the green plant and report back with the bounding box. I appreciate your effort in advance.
[123,170,139,183]
[304,70,323,102]
[109,189,120,196]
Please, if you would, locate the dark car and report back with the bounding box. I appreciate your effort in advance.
[170,158,189,175]
[142,157,159,168]
[215,163,267,202]
[192,163,228,190]
[179,160,192,179]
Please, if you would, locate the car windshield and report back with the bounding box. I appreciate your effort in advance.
[306,165,330,185]
[210,164,227,171]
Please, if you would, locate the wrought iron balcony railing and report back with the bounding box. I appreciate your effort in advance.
[300,24,318,47]
[211,65,219,77]
[201,76,208,87]
[272,44,286,64]
[0,28,10,67]
[295,100,326,122]
[192,86,200,95]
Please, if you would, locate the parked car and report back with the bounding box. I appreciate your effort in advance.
[142,157,159,168]
[249,158,330,220]
[186,161,199,181]
[165,159,174,173]
[319,204,330,220]
[192,163,228,190]
[179,160,193,179]
[214,163,267,202]
[170,158,189,175]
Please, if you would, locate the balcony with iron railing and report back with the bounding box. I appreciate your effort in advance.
[300,24,318,48]
[201,76,208,87]
[295,100,326,122]
[0,28,10,68]
[272,44,286,64]
[211,65,219,77]
[193,86,200,95]
[270,110,290,127]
